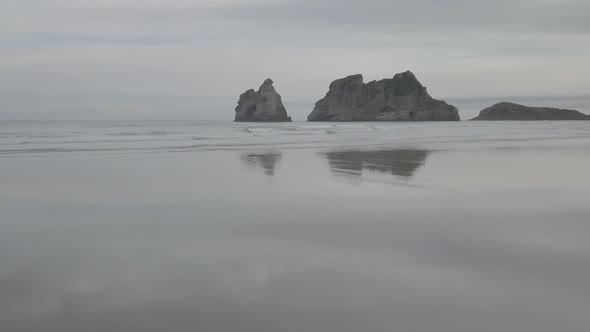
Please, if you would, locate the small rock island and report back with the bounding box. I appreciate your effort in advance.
[235,79,292,122]
[471,102,589,121]
[307,71,460,121]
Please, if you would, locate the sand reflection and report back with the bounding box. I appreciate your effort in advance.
[323,149,429,178]
[241,152,283,176]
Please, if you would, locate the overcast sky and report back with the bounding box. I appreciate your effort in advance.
[1,0,589,120]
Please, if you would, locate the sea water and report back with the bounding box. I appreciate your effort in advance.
[1,120,590,332]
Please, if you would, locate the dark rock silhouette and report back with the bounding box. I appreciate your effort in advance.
[308,71,459,121]
[471,102,589,120]
[235,79,292,122]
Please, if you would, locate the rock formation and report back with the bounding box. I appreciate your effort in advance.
[235,79,292,122]
[307,71,460,121]
[471,102,589,120]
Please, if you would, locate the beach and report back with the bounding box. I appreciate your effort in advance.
[1,120,590,331]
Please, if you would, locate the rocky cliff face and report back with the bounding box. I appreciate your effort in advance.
[307,71,459,121]
[471,102,589,121]
[235,79,292,122]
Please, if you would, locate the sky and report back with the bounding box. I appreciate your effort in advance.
[1,0,590,120]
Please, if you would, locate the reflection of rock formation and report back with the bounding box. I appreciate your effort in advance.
[241,152,282,176]
[324,149,429,178]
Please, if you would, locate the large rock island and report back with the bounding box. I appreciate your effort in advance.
[307,71,460,121]
[471,102,589,121]
[235,79,292,122]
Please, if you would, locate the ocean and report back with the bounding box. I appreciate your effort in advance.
[1,120,590,332]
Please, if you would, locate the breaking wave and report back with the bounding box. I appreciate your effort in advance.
[1,121,590,157]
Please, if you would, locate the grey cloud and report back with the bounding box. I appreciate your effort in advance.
[3,0,590,42]
[1,0,590,120]
[214,0,590,34]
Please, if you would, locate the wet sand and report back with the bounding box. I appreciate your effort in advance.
[1,123,590,332]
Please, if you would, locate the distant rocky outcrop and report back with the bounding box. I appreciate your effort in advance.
[307,71,460,121]
[471,102,589,121]
[235,79,292,122]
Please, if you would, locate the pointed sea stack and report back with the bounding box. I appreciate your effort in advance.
[471,102,589,120]
[307,71,460,121]
[235,79,292,122]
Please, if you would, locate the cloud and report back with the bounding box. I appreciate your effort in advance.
[0,0,589,120]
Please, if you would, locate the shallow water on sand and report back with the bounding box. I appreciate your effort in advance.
[1,121,590,332]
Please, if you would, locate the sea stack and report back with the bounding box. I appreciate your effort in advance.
[307,71,460,121]
[235,79,292,122]
[471,102,589,120]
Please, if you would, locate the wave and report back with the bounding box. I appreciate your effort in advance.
[2,121,590,157]
[107,130,179,136]
[242,127,273,134]
[240,124,380,137]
